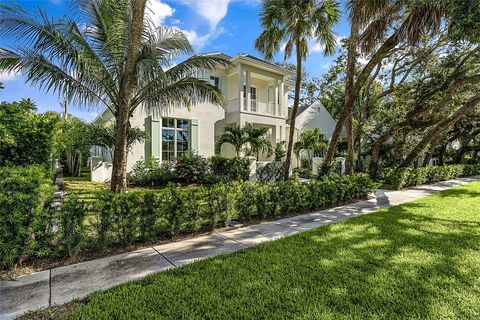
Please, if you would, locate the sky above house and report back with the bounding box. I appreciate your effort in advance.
[0,0,351,121]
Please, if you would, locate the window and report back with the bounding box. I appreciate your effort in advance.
[161,118,190,161]
[210,76,220,89]
[243,86,257,112]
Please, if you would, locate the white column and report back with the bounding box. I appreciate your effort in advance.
[279,80,285,116]
[238,64,243,110]
[246,70,251,112]
[274,80,279,116]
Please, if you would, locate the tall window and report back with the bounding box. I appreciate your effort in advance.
[210,76,220,89]
[243,86,257,112]
[161,118,190,161]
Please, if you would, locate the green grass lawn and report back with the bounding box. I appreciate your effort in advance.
[42,181,480,319]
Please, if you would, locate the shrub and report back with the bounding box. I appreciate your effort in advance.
[173,153,210,184]
[0,166,55,268]
[257,161,285,182]
[127,157,173,187]
[382,164,480,189]
[209,155,250,182]
[1,173,376,269]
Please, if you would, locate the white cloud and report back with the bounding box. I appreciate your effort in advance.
[181,26,225,50]
[0,70,18,82]
[147,0,175,25]
[177,0,230,30]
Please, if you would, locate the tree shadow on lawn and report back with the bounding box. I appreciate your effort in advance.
[66,188,480,320]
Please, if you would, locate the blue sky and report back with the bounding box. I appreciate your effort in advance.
[0,0,350,121]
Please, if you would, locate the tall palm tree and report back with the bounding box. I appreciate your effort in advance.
[243,123,273,160]
[0,0,230,192]
[321,0,446,175]
[293,128,327,166]
[255,0,340,181]
[215,125,248,157]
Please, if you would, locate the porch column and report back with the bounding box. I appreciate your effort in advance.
[274,80,279,116]
[238,64,243,110]
[275,125,281,142]
[246,70,251,112]
[279,79,285,116]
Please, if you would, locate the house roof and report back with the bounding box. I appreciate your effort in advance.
[201,52,295,76]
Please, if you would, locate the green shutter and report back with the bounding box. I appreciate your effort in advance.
[190,119,199,154]
[220,76,227,96]
[145,116,160,160]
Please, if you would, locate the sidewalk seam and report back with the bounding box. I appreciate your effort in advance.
[215,231,249,247]
[152,247,177,268]
[48,269,52,307]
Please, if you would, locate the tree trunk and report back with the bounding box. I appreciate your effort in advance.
[400,93,480,168]
[321,26,400,174]
[369,121,408,179]
[110,0,147,192]
[346,115,355,174]
[284,41,303,181]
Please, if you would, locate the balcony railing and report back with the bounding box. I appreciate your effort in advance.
[227,98,285,117]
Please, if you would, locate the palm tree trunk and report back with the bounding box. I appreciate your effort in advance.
[346,115,355,174]
[322,31,400,174]
[369,121,408,179]
[400,93,480,168]
[284,41,303,181]
[111,0,146,192]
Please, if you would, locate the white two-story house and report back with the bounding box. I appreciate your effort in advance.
[91,52,338,181]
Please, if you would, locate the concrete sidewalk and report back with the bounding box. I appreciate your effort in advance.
[1,176,478,320]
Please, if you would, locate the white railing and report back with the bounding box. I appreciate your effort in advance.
[227,97,284,117]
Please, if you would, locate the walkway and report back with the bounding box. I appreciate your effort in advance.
[1,176,478,320]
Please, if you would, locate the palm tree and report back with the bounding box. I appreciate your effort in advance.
[293,128,327,166]
[255,0,340,181]
[215,125,248,157]
[321,0,446,175]
[243,123,273,160]
[0,0,230,192]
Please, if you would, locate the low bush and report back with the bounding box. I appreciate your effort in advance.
[0,174,375,269]
[0,166,55,268]
[381,164,480,189]
[128,154,251,186]
[256,161,285,182]
[209,155,250,182]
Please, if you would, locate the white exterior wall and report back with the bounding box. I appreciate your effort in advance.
[294,102,337,138]
[127,103,225,171]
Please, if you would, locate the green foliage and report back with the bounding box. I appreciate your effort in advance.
[2,175,374,268]
[127,157,174,187]
[50,181,480,320]
[173,153,210,184]
[257,161,286,182]
[209,155,250,182]
[274,141,286,161]
[216,123,273,159]
[381,164,480,189]
[53,116,91,176]
[59,196,86,257]
[128,155,251,186]
[0,166,55,268]
[0,100,58,167]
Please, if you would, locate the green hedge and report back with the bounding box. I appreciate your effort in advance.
[128,155,250,186]
[381,164,480,189]
[1,175,375,268]
[0,166,55,268]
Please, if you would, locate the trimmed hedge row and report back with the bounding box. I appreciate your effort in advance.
[1,174,375,268]
[0,166,55,268]
[381,164,480,189]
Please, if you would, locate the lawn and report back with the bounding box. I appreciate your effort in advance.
[34,181,480,319]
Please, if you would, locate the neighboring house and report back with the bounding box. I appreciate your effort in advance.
[90,53,339,181]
